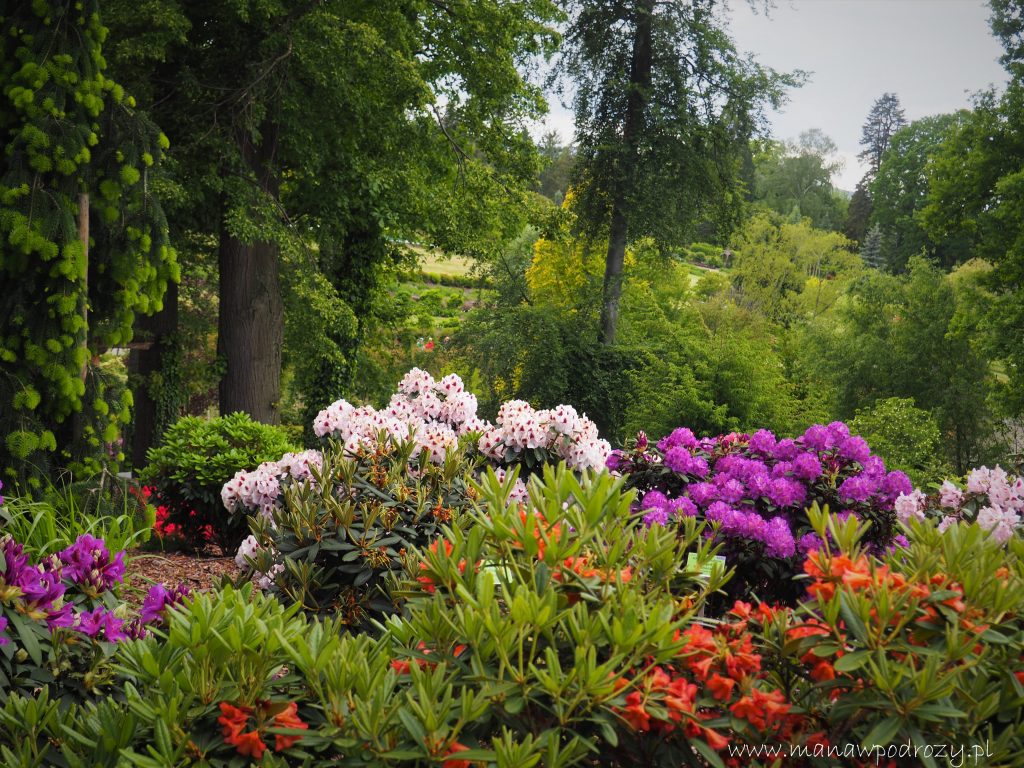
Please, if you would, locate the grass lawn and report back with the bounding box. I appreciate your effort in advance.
[406,244,475,278]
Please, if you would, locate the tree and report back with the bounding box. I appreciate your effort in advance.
[536,131,575,204]
[921,0,1024,414]
[105,0,561,432]
[869,113,971,272]
[0,1,175,483]
[858,92,907,178]
[752,130,847,231]
[843,180,873,244]
[729,211,861,326]
[859,224,885,270]
[560,0,796,344]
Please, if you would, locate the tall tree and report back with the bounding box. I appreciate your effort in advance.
[106,0,560,429]
[560,0,796,344]
[922,0,1024,414]
[752,129,847,231]
[0,0,175,483]
[870,113,971,272]
[858,92,907,178]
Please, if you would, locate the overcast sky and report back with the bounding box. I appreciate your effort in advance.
[535,0,1009,190]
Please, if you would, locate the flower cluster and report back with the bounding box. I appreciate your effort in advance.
[235,535,285,590]
[0,534,190,647]
[224,371,608,538]
[912,466,1023,545]
[218,700,307,759]
[59,534,126,595]
[221,450,324,520]
[314,369,610,472]
[611,422,910,606]
[613,601,818,759]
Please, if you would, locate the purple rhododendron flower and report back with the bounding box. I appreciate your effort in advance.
[770,461,794,479]
[642,506,671,527]
[797,532,824,555]
[657,427,698,452]
[838,475,874,503]
[140,583,192,624]
[768,477,806,508]
[802,425,834,452]
[881,471,913,501]
[76,607,127,642]
[791,452,823,481]
[0,615,8,646]
[838,436,871,464]
[605,451,625,472]
[688,482,717,506]
[669,497,698,517]
[747,429,777,456]
[59,534,126,592]
[763,517,796,558]
[640,489,668,512]
[705,501,732,523]
[772,439,800,461]
[715,476,746,504]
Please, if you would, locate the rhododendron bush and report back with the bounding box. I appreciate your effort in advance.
[223,369,610,527]
[0,530,189,704]
[904,465,1023,544]
[610,422,910,607]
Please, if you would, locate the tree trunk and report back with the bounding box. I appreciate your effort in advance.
[129,280,179,469]
[217,125,283,424]
[599,0,654,345]
[601,205,629,345]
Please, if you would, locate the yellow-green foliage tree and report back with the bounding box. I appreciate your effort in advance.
[0,0,175,485]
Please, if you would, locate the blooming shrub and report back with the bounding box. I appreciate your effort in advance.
[907,465,1023,544]
[0,531,189,704]
[313,368,611,475]
[610,423,911,607]
[757,508,1024,764]
[142,412,298,553]
[238,438,479,625]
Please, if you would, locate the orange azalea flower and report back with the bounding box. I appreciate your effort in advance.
[622,691,651,732]
[442,742,472,768]
[707,673,736,701]
[232,730,267,760]
[700,726,731,751]
[810,660,835,682]
[218,702,251,741]
[272,702,308,752]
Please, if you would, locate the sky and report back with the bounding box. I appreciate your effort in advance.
[534,0,1009,191]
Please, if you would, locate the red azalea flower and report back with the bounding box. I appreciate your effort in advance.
[706,673,736,701]
[272,702,308,751]
[232,730,267,759]
[442,742,471,768]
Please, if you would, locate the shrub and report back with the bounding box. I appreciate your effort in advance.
[758,506,1024,764]
[142,412,297,553]
[238,438,480,625]
[341,466,815,765]
[0,529,188,705]
[910,464,1023,543]
[0,583,309,765]
[848,396,949,485]
[611,422,910,608]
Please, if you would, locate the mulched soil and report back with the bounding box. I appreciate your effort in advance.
[123,548,241,606]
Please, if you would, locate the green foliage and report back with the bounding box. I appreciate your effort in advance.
[869,113,972,272]
[766,506,1024,763]
[729,211,862,327]
[243,438,480,627]
[849,397,950,486]
[0,473,153,555]
[799,257,1001,472]
[141,413,297,553]
[0,0,176,484]
[751,131,848,232]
